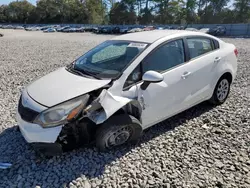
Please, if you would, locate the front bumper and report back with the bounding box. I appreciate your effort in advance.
[17,110,63,143]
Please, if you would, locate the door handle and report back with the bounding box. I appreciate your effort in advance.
[214,57,221,63]
[181,71,191,79]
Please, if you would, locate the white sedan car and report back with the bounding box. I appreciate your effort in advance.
[17,30,238,155]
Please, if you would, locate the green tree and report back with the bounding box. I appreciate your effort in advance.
[35,0,61,23]
[185,0,197,23]
[7,0,35,23]
[219,8,236,24]
[154,0,186,24]
[234,0,250,23]
[109,0,137,24]
[1,0,250,25]
[84,0,107,24]
[199,0,230,24]
[0,5,8,23]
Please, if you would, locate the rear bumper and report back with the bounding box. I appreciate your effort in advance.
[16,110,63,143]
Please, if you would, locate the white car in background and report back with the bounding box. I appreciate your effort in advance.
[185,28,198,31]
[16,30,238,155]
[199,28,211,34]
[43,28,56,33]
[128,28,143,33]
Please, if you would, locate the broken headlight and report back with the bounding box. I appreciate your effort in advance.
[34,95,89,128]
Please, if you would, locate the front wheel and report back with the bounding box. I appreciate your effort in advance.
[209,76,231,105]
[95,114,142,151]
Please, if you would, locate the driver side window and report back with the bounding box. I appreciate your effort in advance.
[123,39,185,89]
[142,39,185,73]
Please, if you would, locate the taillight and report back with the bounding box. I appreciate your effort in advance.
[234,48,238,57]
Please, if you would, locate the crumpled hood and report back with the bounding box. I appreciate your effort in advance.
[27,67,111,107]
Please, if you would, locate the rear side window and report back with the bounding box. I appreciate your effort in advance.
[187,38,213,59]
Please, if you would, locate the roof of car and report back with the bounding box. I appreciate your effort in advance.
[112,30,208,43]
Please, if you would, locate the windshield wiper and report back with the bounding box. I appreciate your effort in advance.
[83,69,102,80]
[67,65,101,80]
[67,67,87,77]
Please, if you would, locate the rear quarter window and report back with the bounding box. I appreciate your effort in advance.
[213,39,220,49]
[187,38,214,59]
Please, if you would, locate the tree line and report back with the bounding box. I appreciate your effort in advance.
[0,0,249,25]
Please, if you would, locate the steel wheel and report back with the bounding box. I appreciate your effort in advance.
[105,126,133,148]
[96,114,142,151]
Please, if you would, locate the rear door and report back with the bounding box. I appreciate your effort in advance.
[182,37,221,105]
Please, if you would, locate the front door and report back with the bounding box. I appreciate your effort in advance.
[123,39,194,129]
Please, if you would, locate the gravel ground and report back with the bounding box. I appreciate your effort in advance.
[0,30,249,188]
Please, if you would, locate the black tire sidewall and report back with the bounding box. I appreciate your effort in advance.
[95,114,142,151]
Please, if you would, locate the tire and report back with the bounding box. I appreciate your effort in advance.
[95,114,142,151]
[209,76,231,105]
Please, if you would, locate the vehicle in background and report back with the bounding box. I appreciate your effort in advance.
[156,27,164,30]
[92,27,101,33]
[25,27,41,31]
[57,26,70,32]
[120,27,133,34]
[62,27,77,33]
[85,26,95,32]
[13,26,25,30]
[2,25,14,29]
[53,25,61,30]
[128,27,143,33]
[199,28,212,34]
[162,26,173,30]
[0,24,230,36]
[143,26,155,31]
[75,27,85,32]
[112,26,121,34]
[177,26,186,30]
[210,26,227,36]
[100,26,113,34]
[43,28,56,33]
[16,30,238,156]
[185,28,198,31]
[40,26,51,31]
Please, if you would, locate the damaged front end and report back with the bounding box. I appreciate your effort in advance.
[55,88,142,154]
[18,85,143,156]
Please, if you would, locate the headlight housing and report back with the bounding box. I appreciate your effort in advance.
[34,95,89,128]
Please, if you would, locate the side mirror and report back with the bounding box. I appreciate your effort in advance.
[140,71,163,90]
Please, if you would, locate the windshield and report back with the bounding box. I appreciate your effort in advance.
[71,40,148,79]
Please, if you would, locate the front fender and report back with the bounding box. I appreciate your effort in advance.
[87,90,142,124]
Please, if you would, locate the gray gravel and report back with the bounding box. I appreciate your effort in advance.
[0,30,249,188]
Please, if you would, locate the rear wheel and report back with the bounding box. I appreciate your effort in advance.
[95,114,142,151]
[209,76,231,105]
